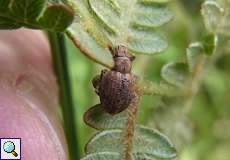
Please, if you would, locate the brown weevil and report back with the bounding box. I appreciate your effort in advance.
[92,45,137,115]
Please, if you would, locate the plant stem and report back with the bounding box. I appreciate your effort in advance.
[183,55,206,114]
[138,79,176,96]
[48,32,80,160]
[122,96,139,160]
[65,30,113,69]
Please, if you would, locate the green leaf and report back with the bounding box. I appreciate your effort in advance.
[0,0,10,11]
[132,3,173,28]
[0,0,75,31]
[85,126,177,159]
[70,0,112,47]
[85,129,123,153]
[38,4,75,32]
[67,27,113,67]
[216,53,230,72]
[84,104,127,130]
[0,17,20,29]
[81,152,121,160]
[88,0,120,34]
[81,152,166,160]
[135,126,176,159]
[137,79,176,96]
[149,104,194,151]
[201,0,223,33]
[87,0,173,54]
[140,0,172,3]
[132,153,153,160]
[161,62,190,87]
[186,42,204,71]
[201,0,230,35]
[48,0,68,3]
[68,0,172,68]
[127,29,168,54]
[67,0,113,67]
[202,34,217,55]
[9,0,46,20]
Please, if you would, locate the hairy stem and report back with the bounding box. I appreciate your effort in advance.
[122,96,139,160]
[183,55,206,114]
[65,30,113,69]
[138,79,176,96]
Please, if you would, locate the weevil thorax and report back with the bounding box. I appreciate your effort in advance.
[111,45,135,73]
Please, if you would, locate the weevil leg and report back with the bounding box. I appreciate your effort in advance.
[92,70,108,95]
[92,75,101,95]
[100,69,108,79]
[108,45,115,57]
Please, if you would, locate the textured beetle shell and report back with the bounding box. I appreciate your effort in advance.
[98,70,136,114]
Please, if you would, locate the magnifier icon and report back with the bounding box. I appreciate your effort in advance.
[3,141,18,157]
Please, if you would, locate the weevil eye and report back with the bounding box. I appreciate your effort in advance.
[109,45,134,59]
[129,55,135,61]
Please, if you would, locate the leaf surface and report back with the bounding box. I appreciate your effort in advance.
[85,125,177,159]
[84,104,127,130]
[38,4,75,32]
[186,42,204,71]
[202,34,217,55]
[161,62,190,87]
[81,152,121,160]
[10,0,46,20]
[0,0,75,31]
[202,0,230,35]
[88,0,173,54]
[69,0,173,63]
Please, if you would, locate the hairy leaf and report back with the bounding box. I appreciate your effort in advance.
[127,29,168,54]
[48,0,68,3]
[135,126,176,159]
[81,152,167,160]
[132,153,154,160]
[0,0,10,11]
[84,104,127,130]
[67,27,113,67]
[67,0,113,67]
[0,17,20,29]
[216,53,230,72]
[132,3,172,28]
[149,104,194,151]
[88,0,120,34]
[69,0,172,61]
[0,0,75,31]
[202,34,217,55]
[85,130,123,153]
[9,0,46,20]
[202,0,230,35]
[186,42,204,71]
[85,125,177,159]
[38,4,75,32]
[140,0,172,3]
[81,152,121,160]
[88,0,173,54]
[161,62,190,87]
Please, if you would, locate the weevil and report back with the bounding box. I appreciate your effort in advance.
[92,45,137,115]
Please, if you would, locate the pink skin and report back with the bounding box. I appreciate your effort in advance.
[0,29,68,159]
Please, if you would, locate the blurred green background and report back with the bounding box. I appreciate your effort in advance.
[65,0,230,159]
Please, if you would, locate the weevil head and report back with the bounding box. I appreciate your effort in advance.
[109,45,135,73]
